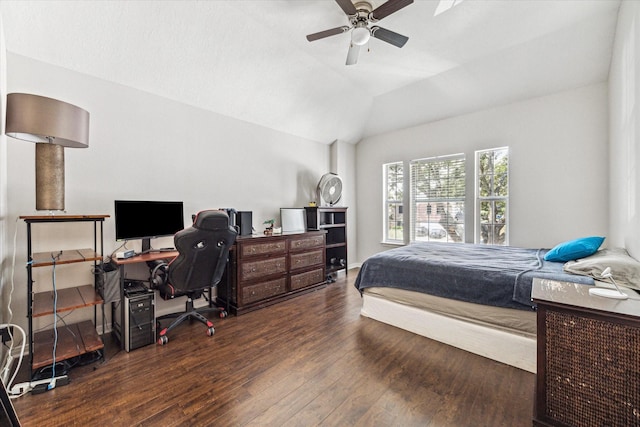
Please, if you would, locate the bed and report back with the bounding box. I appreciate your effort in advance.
[354,242,595,373]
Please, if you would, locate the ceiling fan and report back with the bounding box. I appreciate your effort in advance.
[306,0,414,65]
[434,0,465,16]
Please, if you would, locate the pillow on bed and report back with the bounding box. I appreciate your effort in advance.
[564,247,640,290]
[543,236,605,262]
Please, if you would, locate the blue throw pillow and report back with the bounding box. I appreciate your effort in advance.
[544,236,605,262]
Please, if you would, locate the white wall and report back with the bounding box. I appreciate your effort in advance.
[609,1,640,260]
[0,10,8,326]
[4,53,331,330]
[356,83,609,263]
[330,140,357,268]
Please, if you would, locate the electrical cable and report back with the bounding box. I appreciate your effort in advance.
[0,324,25,399]
[7,218,18,327]
[54,313,81,354]
[33,310,72,333]
[110,241,128,259]
[0,219,23,395]
[48,254,60,390]
[1,220,19,355]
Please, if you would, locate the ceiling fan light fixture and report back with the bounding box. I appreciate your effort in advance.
[351,26,370,46]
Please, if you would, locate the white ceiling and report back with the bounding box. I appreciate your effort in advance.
[0,0,622,144]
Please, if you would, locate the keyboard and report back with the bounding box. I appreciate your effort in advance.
[125,282,149,295]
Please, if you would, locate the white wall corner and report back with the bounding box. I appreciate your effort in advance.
[0,7,10,325]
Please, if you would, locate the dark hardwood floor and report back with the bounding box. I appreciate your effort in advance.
[11,270,535,426]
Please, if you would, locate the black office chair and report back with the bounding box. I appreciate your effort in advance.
[153,210,237,345]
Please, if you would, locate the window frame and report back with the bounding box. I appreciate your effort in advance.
[382,161,404,244]
[475,147,509,245]
[409,153,465,244]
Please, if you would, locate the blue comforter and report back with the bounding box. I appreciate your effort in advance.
[354,242,594,311]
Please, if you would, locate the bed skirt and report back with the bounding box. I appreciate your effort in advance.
[360,290,537,373]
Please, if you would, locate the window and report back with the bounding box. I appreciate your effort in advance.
[383,162,404,243]
[476,147,509,245]
[410,154,465,243]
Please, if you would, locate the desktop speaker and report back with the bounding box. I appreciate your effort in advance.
[236,211,252,236]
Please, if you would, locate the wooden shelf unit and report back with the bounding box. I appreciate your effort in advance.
[21,214,108,380]
[305,206,347,276]
[31,320,104,370]
[30,248,101,267]
[32,285,103,317]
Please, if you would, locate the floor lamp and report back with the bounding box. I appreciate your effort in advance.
[5,93,90,211]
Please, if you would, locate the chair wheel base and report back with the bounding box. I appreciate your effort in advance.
[207,326,215,336]
[157,335,168,345]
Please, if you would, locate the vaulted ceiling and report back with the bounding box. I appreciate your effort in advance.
[0,0,621,144]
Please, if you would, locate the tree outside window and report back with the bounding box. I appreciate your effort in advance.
[477,147,509,245]
[383,162,403,243]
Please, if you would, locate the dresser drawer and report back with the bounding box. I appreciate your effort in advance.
[239,239,286,258]
[241,277,287,305]
[240,256,287,282]
[290,268,325,291]
[289,234,325,251]
[289,249,324,271]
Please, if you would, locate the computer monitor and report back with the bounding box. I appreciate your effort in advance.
[114,200,185,253]
[280,208,306,233]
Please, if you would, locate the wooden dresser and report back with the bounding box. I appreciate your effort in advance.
[218,231,326,315]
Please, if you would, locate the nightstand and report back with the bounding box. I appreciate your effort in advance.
[531,278,640,427]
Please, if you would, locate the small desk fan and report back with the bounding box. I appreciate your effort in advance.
[317,173,343,206]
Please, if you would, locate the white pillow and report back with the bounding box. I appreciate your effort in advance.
[564,248,640,290]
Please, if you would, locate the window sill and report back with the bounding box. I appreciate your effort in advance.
[381,241,405,247]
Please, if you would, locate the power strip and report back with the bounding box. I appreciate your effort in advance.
[10,375,69,395]
[116,249,135,259]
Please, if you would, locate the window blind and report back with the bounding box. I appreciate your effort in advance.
[410,154,465,243]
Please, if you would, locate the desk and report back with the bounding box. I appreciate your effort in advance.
[113,251,177,350]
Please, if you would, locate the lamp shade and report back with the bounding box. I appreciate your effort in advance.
[5,93,90,211]
[6,93,89,148]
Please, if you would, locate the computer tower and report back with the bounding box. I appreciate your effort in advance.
[122,290,156,352]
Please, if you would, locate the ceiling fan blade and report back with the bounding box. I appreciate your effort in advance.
[371,26,409,48]
[346,43,360,66]
[306,26,350,42]
[335,0,357,16]
[434,0,455,16]
[370,0,414,21]
[434,0,465,16]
